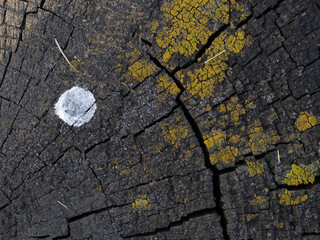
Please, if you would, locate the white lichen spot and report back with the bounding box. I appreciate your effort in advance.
[55,86,97,127]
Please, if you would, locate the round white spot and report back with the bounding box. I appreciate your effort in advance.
[55,86,97,127]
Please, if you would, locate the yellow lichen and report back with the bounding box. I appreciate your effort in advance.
[249,132,266,154]
[250,196,268,206]
[247,161,264,177]
[181,28,251,99]
[162,123,189,148]
[210,146,238,165]
[283,163,318,186]
[246,213,255,222]
[225,30,251,54]
[204,129,242,165]
[126,48,140,65]
[248,120,280,155]
[149,20,159,34]
[217,97,246,126]
[295,112,317,132]
[123,0,251,101]
[70,59,81,70]
[132,194,151,212]
[111,165,118,171]
[152,0,251,98]
[204,130,226,149]
[245,100,255,109]
[228,134,241,143]
[219,104,227,113]
[278,189,308,206]
[278,223,284,229]
[127,59,158,82]
[226,97,246,125]
[153,143,164,154]
[157,74,180,96]
[185,150,193,159]
[205,104,212,112]
[157,0,219,63]
[205,118,282,166]
[120,169,130,175]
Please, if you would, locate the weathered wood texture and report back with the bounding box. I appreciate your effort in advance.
[0,0,320,239]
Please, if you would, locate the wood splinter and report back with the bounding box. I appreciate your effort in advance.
[57,200,70,211]
[54,38,78,72]
[204,50,226,64]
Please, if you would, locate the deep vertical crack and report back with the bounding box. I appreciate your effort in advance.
[146,27,232,238]
[176,97,230,240]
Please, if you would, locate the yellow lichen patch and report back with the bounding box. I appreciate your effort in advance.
[161,123,189,148]
[157,74,180,96]
[230,0,246,12]
[278,223,284,229]
[246,213,256,222]
[120,169,130,175]
[181,28,251,99]
[205,104,212,112]
[250,196,268,206]
[245,100,255,109]
[96,185,102,191]
[249,132,268,154]
[228,134,241,144]
[189,143,197,149]
[295,111,317,131]
[158,0,216,63]
[247,161,264,177]
[248,120,280,155]
[225,30,251,54]
[122,0,251,100]
[210,146,238,165]
[218,98,246,127]
[204,130,226,149]
[70,59,81,70]
[132,194,151,212]
[126,48,141,65]
[184,150,193,159]
[127,59,157,82]
[184,59,228,99]
[248,120,264,134]
[110,165,118,171]
[184,33,228,97]
[157,0,250,65]
[219,104,227,113]
[283,163,319,186]
[278,189,308,206]
[149,20,159,34]
[110,158,119,171]
[287,143,303,154]
[153,143,165,154]
[204,128,244,165]
[225,97,246,125]
[152,0,251,98]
